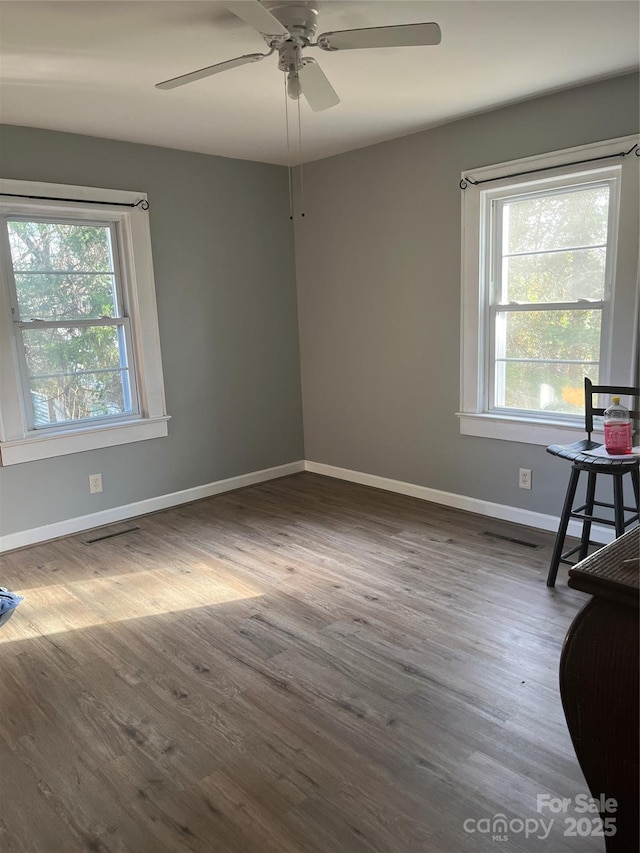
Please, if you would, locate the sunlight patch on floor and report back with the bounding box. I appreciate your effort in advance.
[0,566,263,643]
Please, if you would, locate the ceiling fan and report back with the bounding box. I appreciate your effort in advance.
[155,1,441,111]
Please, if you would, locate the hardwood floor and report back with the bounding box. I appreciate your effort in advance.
[0,473,602,852]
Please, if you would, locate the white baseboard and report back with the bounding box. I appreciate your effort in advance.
[0,461,305,553]
[304,460,616,545]
[1,457,618,554]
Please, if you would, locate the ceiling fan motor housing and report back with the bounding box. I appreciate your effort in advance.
[265,2,320,47]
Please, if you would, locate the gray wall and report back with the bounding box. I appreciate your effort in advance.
[294,73,639,518]
[0,126,304,536]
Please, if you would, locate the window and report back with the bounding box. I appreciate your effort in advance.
[459,136,639,445]
[490,179,614,416]
[0,180,169,465]
[7,219,137,428]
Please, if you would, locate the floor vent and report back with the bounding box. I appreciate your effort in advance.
[482,531,542,549]
[83,525,140,544]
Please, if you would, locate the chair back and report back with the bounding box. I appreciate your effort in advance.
[584,377,640,441]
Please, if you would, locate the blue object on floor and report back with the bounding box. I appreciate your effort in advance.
[0,587,23,627]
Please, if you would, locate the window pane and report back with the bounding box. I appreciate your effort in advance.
[496,362,599,414]
[504,185,609,254]
[29,370,129,426]
[499,309,602,362]
[21,326,125,377]
[9,221,119,321]
[13,273,118,321]
[502,247,605,303]
[7,221,113,273]
[21,324,133,424]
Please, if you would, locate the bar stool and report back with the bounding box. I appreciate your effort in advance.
[546,378,639,587]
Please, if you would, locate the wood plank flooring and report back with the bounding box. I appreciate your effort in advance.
[0,473,602,852]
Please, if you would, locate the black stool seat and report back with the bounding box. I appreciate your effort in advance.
[547,439,639,470]
[546,379,640,588]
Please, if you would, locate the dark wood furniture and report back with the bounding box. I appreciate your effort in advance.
[546,378,639,587]
[560,525,639,852]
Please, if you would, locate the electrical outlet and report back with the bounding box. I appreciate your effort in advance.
[518,468,532,490]
[89,473,103,494]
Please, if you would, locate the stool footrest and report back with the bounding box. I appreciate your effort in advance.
[569,509,639,527]
[573,499,637,513]
[559,541,601,565]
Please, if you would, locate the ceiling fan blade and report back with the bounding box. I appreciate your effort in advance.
[317,22,441,51]
[223,1,289,37]
[298,59,340,112]
[155,53,266,90]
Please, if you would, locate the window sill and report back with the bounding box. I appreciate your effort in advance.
[457,412,601,447]
[0,416,170,466]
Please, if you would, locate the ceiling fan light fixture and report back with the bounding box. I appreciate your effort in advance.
[287,71,302,100]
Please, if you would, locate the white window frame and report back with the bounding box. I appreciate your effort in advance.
[459,136,639,446]
[0,179,169,465]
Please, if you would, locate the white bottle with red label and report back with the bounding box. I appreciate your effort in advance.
[603,396,632,455]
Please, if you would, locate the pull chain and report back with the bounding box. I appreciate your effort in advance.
[297,89,305,218]
[284,75,294,220]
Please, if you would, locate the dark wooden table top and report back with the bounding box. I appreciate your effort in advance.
[568,526,639,608]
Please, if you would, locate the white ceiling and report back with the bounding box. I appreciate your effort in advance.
[0,1,638,165]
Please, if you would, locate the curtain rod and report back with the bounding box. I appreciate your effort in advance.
[0,192,149,210]
[460,142,639,190]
